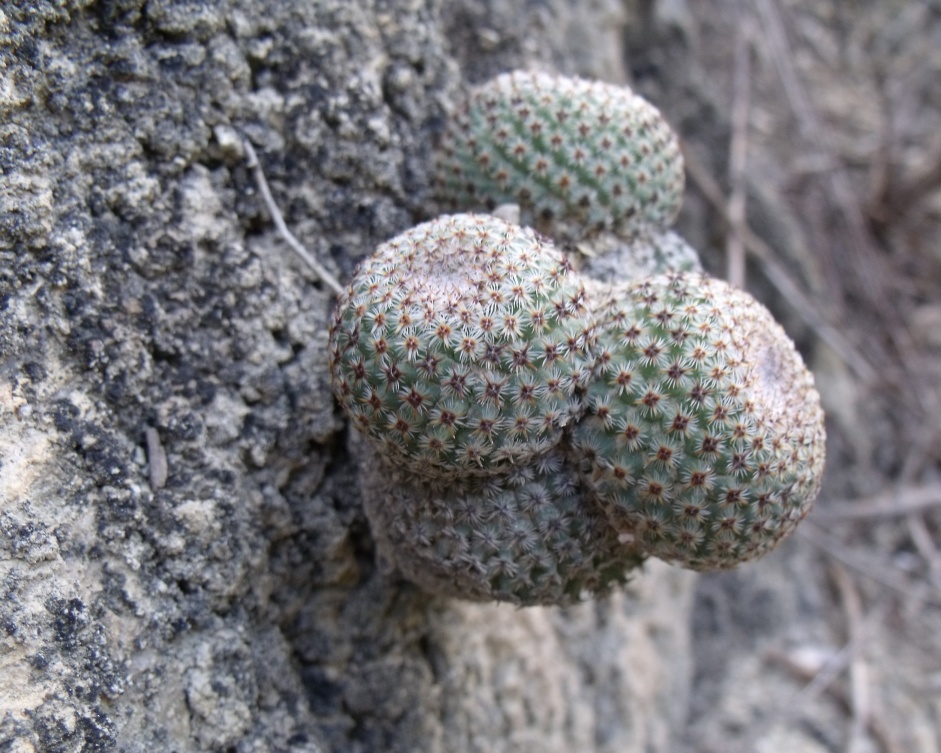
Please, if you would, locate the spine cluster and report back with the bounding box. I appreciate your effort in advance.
[327,70,826,605]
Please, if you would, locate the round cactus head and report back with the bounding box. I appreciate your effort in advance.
[363,450,645,605]
[435,70,685,241]
[573,273,826,571]
[328,213,597,477]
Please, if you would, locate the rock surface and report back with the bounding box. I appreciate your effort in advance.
[0,1,697,751]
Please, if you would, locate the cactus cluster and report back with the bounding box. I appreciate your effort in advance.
[328,70,826,606]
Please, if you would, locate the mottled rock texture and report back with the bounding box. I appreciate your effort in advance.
[0,1,696,751]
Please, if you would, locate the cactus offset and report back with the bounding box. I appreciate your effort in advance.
[364,449,644,606]
[435,70,685,240]
[573,273,826,571]
[328,213,596,477]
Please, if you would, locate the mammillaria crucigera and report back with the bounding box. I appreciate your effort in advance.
[573,274,825,572]
[328,212,597,478]
[435,70,685,241]
[327,70,826,605]
[363,449,645,606]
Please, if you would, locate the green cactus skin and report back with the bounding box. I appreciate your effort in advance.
[363,449,645,606]
[328,213,597,478]
[435,70,685,240]
[572,273,826,571]
[579,228,703,283]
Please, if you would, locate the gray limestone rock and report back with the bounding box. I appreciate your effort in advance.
[0,1,696,751]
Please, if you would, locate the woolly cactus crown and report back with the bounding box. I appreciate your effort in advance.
[435,70,685,240]
[573,273,826,571]
[328,212,597,477]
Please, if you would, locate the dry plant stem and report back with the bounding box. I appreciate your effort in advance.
[753,0,941,422]
[769,609,905,753]
[681,145,877,384]
[880,138,941,223]
[897,429,941,587]
[782,640,854,709]
[799,522,941,606]
[752,0,890,310]
[812,484,941,522]
[867,713,907,753]
[866,83,895,228]
[830,562,871,753]
[726,9,751,289]
[243,139,345,296]
[763,598,896,753]
[891,327,941,426]
[906,514,941,588]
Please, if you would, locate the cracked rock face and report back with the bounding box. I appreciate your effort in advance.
[0,1,695,751]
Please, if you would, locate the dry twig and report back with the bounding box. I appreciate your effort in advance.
[726,9,752,288]
[243,139,345,296]
[830,562,871,753]
[906,514,941,589]
[799,521,941,606]
[752,0,891,310]
[885,139,941,218]
[769,610,906,753]
[812,484,941,522]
